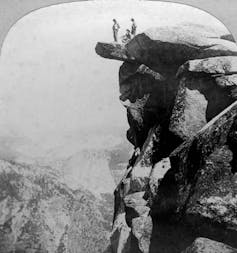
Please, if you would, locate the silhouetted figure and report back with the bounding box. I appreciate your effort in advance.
[131,18,137,37]
[122,29,132,44]
[112,19,120,42]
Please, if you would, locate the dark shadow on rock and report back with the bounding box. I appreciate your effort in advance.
[227,116,237,173]
[148,215,237,253]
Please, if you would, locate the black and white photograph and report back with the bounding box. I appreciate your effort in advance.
[0,0,237,252]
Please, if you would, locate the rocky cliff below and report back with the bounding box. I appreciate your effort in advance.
[96,23,237,253]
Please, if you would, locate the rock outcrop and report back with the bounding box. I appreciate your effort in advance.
[97,24,237,151]
[96,23,237,253]
[182,238,237,253]
[153,100,237,222]
[96,25,237,69]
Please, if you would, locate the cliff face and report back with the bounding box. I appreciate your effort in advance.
[96,24,237,150]
[96,23,237,253]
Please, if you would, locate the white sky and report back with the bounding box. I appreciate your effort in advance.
[0,0,229,160]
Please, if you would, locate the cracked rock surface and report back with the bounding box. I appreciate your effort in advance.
[96,22,237,253]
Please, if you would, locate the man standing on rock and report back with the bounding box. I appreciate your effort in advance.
[112,19,120,42]
[131,18,137,37]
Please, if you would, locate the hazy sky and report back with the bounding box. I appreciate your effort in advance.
[0,0,229,160]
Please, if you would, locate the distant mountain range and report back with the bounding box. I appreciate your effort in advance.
[0,129,132,252]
